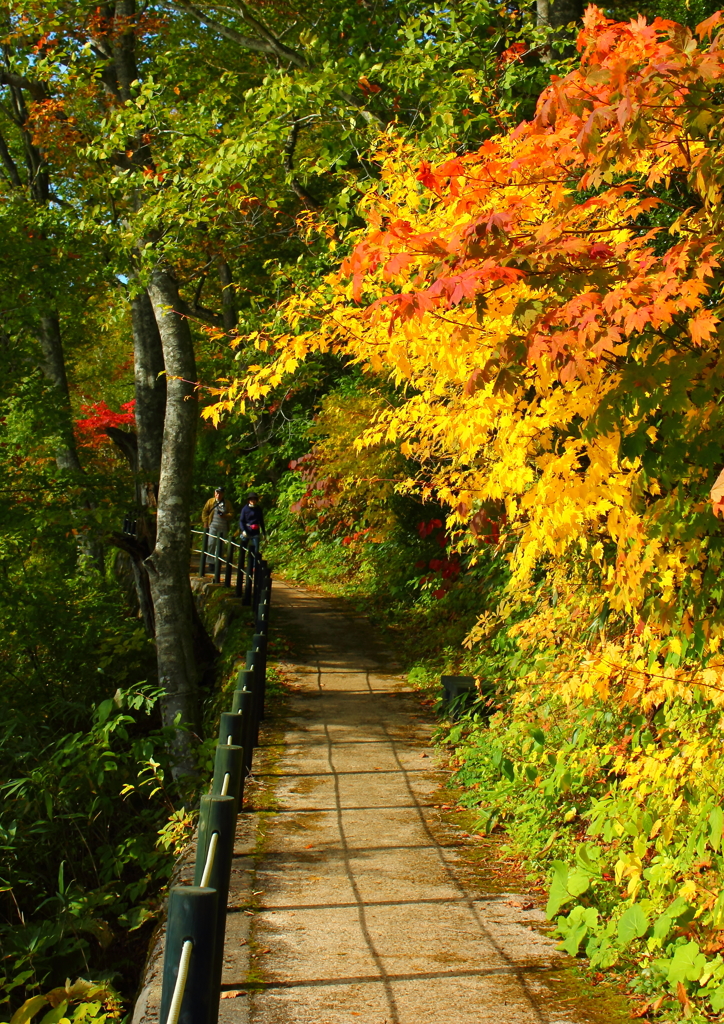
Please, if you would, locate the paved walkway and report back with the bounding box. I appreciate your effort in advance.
[219,581,626,1024]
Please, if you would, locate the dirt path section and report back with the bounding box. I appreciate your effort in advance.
[219,580,628,1024]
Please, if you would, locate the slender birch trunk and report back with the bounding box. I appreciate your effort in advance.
[132,289,166,486]
[145,266,199,771]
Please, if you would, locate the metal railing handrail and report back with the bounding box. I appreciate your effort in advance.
[190,526,264,607]
[157,550,272,1024]
[165,940,193,1024]
[199,832,219,889]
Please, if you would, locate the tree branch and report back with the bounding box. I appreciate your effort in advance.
[105,426,139,469]
[176,293,224,328]
[172,0,308,68]
[0,129,22,187]
[0,70,46,102]
[283,121,321,209]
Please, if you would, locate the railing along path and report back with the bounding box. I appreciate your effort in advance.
[156,532,272,1024]
[121,519,474,1024]
[190,528,264,606]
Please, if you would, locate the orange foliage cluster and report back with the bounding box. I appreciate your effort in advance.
[344,7,724,386]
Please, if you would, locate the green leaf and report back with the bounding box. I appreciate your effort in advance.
[709,982,724,1012]
[575,843,602,876]
[96,700,114,724]
[710,805,723,852]
[10,996,48,1024]
[566,866,591,897]
[39,1003,69,1024]
[712,892,724,929]
[616,904,649,948]
[558,905,599,956]
[667,940,707,985]
[653,897,694,942]
[530,728,545,747]
[546,861,572,918]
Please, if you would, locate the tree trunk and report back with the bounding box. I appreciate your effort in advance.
[547,0,583,26]
[131,288,166,488]
[112,532,156,635]
[145,265,199,772]
[112,0,138,100]
[38,312,82,472]
[537,0,583,59]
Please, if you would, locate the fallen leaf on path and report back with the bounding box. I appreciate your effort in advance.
[420,753,429,758]
[630,1003,651,1019]
[220,991,246,1000]
[505,899,534,910]
[676,982,691,1012]
[305,843,314,849]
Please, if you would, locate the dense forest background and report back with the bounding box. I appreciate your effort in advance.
[3,0,724,1021]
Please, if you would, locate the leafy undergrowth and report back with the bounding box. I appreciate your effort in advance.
[0,549,198,1021]
[0,578,259,1023]
[444,691,724,1023]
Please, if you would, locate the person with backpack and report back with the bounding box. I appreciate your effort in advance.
[239,492,266,558]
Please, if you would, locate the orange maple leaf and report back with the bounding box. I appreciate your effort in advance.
[688,310,720,345]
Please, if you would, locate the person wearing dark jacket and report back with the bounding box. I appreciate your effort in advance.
[239,493,266,557]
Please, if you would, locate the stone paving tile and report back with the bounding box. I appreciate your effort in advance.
[220,581,629,1024]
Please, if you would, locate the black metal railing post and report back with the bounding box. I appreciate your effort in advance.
[193,795,236,1024]
[252,554,263,611]
[232,671,257,771]
[224,538,233,588]
[256,572,270,633]
[218,711,243,748]
[159,886,218,1024]
[242,546,253,605]
[247,633,267,723]
[199,530,209,577]
[234,541,245,598]
[210,744,244,815]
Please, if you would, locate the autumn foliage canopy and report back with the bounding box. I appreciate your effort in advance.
[200,14,724,1001]
[215,6,724,709]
